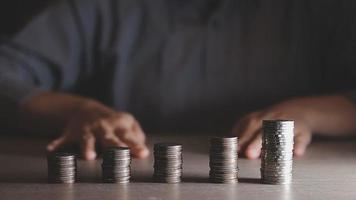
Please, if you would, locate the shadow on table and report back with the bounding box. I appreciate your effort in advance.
[182,176,209,183]
[238,177,261,184]
[131,175,260,184]
[130,174,209,183]
[0,174,48,184]
[183,176,261,184]
[130,175,155,183]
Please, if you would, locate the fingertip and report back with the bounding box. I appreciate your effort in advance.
[46,144,55,152]
[47,136,68,152]
[134,146,150,159]
[84,150,97,160]
[47,140,61,152]
[294,133,311,157]
[139,147,150,158]
[246,147,260,159]
[294,147,305,157]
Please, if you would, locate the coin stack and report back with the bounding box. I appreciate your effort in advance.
[209,137,239,183]
[261,120,294,184]
[47,152,77,183]
[102,147,131,183]
[153,143,183,183]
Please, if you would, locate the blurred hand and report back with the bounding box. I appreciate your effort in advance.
[46,100,149,160]
[231,95,356,159]
[231,101,311,159]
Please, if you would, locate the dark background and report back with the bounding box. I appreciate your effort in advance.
[0,0,51,37]
[0,0,52,135]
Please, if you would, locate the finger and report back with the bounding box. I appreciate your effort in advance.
[101,134,127,148]
[115,129,149,159]
[232,115,261,151]
[131,143,150,159]
[113,117,149,159]
[131,122,149,158]
[120,132,149,158]
[132,121,146,144]
[46,134,71,152]
[96,128,128,149]
[294,131,312,157]
[245,130,262,159]
[80,132,97,160]
[91,119,126,148]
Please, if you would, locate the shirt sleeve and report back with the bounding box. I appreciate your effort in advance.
[0,0,99,106]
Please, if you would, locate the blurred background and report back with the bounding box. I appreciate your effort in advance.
[0,0,355,135]
[0,0,50,37]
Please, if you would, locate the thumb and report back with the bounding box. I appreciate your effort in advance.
[294,131,312,157]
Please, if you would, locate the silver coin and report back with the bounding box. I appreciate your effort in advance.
[209,137,239,184]
[261,120,294,185]
[153,142,183,183]
[102,148,131,183]
[47,152,77,184]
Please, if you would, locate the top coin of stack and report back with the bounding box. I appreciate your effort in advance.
[209,137,239,183]
[47,152,77,183]
[153,143,183,183]
[102,147,131,183]
[261,120,294,184]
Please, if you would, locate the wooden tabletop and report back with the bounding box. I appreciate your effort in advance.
[0,134,355,200]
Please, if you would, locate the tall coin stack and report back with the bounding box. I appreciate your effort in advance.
[261,120,294,184]
[153,143,183,183]
[102,147,131,183]
[47,152,77,183]
[209,137,239,183]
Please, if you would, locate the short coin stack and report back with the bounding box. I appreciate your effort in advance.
[209,137,239,183]
[102,147,131,183]
[261,120,294,184]
[153,143,183,183]
[47,152,77,183]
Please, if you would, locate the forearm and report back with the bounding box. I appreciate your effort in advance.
[0,0,94,135]
[18,92,94,134]
[297,95,356,136]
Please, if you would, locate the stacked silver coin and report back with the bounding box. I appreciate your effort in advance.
[102,147,131,183]
[47,152,77,183]
[153,143,183,183]
[209,137,239,183]
[261,120,294,184]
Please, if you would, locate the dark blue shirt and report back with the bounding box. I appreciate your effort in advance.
[1,0,356,133]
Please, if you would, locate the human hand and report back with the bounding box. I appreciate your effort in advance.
[46,100,149,160]
[231,95,356,159]
[231,98,314,159]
